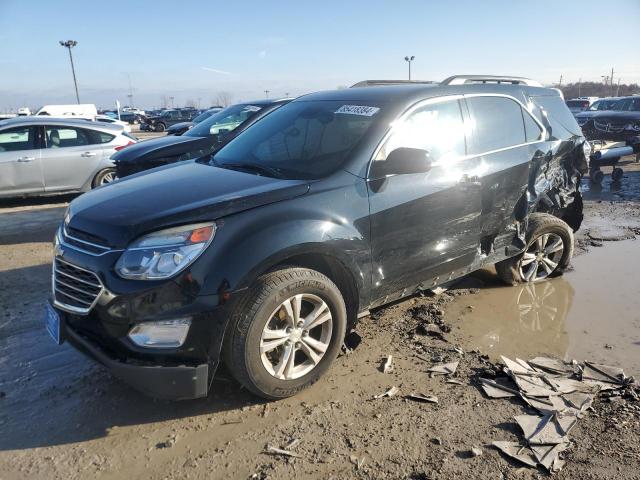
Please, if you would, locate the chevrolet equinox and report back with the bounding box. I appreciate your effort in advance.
[46,75,589,400]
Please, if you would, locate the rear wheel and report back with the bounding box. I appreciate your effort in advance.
[495,213,574,285]
[612,167,624,182]
[92,168,116,188]
[223,268,347,399]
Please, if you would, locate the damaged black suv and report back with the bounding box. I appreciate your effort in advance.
[46,75,588,400]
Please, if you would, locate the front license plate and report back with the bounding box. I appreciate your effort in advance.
[45,303,63,345]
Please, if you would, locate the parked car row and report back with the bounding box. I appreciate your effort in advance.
[113,99,288,177]
[44,75,596,402]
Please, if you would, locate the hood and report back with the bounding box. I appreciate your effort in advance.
[67,161,310,247]
[167,121,194,132]
[590,111,640,122]
[111,135,210,164]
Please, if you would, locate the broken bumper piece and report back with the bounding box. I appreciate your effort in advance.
[65,325,209,400]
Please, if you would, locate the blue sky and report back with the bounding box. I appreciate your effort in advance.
[0,0,639,110]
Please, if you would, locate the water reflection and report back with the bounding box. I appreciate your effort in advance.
[449,240,640,374]
[448,277,574,360]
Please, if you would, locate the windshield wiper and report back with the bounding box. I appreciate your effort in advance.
[218,162,284,178]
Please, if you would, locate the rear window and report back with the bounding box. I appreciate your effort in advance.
[467,96,526,154]
[531,95,582,139]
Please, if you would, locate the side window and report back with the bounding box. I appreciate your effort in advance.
[0,126,36,151]
[45,127,90,148]
[374,99,466,163]
[522,109,543,142]
[86,129,115,144]
[467,96,526,155]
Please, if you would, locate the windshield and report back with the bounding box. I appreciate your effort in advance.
[611,98,640,111]
[191,110,214,124]
[186,103,265,137]
[212,100,383,180]
[566,100,589,109]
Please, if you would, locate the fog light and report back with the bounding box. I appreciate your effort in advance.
[128,318,191,348]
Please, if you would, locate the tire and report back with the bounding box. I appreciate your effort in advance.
[92,168,117,188]
[612,167,624,182]
[590,169,604,184]
[495,213,574,285]
[155,123,166,132]
[223,268,347,399]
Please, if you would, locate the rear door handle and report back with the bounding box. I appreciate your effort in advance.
[17,156,35,162]
[81,152,97,157]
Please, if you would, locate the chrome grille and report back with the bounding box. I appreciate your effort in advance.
[594,120,626,133]
[62,225,111,256]
[53,258,103,314]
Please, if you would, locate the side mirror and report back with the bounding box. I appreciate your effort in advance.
[370,147,432,178]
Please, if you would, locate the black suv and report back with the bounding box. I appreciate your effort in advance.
[113,100,290,178]
[141,109,199,132]
[46,76,588,400]
[580,96,640,142]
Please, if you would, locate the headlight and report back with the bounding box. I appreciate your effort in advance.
[115,222,215,280]
[582,140,592,159]
[577,117,589,126]
[626,122,640,132]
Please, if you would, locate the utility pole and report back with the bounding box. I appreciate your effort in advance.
[577,77,581,97]
[59,40,80,103]
[610,67,615,96]
[127,74,134,108]
[404,56,415,81]
[558,74,563,87]
[264,90,270,99]
[616,78,621,96]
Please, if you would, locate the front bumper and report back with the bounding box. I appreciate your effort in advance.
[64,318,209,400]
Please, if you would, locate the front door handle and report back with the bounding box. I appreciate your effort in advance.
[459,174,481,186]
[16,156,35,162]
[81,152,97,157]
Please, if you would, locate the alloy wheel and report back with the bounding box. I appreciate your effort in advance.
[100,171,116,185]
[260,293,333,380]
[519,233,564,282]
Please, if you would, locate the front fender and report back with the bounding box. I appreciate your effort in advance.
[190,172,372,307]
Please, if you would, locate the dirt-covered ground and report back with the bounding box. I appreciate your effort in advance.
[0,158,639,480]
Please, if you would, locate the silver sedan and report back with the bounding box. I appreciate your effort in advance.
[0,117,136,198]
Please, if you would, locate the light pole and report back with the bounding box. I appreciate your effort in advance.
[404,55,415,81]
[264,90,270,99]
[59,40,80,103]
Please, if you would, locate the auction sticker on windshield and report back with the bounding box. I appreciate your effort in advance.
[243,105,262,112]
[335,105,380,116]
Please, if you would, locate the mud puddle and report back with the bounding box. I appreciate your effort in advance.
[447,239,640,374]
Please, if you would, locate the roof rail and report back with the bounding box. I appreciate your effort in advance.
[350,80,437,88]
[441,75,543,87]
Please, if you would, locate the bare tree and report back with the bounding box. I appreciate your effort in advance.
[215,91,233,107]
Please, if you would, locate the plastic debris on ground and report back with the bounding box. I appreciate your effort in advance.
[428,361,459,376]
[374,386,399,399]
[481,356,633,474]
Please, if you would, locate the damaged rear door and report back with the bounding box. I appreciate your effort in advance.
[463,94,546,252]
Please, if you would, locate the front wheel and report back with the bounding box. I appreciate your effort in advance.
[495,213,574,285]
[154,123,166,132]
[223,268,347,399]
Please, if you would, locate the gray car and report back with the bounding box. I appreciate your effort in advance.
[0,117,136,198]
